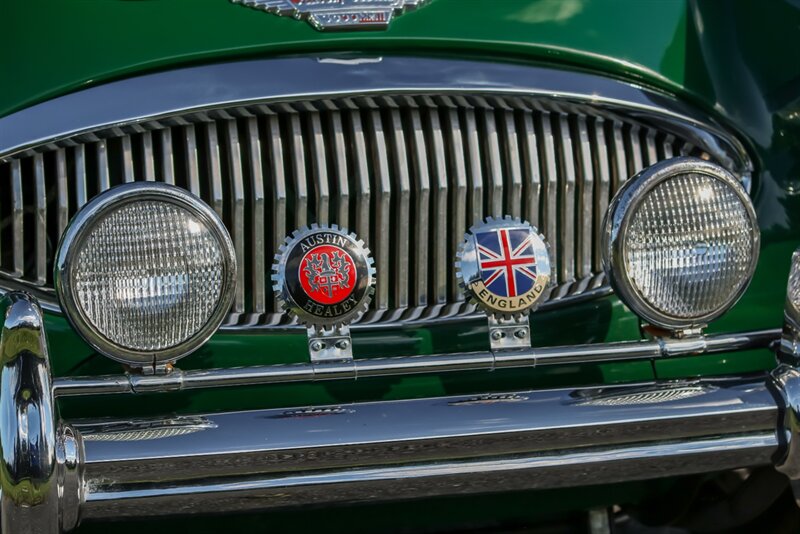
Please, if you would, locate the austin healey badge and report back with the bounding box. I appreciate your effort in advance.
[230,0,430,31]
[273,224,374,362]
[457,217,552,351]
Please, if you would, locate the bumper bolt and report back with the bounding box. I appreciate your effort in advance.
[310,341,325,352]
[514,329,527,339]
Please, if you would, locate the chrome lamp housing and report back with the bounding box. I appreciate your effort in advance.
[603,157,760,334]
[54,182,236,370]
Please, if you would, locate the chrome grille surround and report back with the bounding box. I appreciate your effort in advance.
[0,57,752,329]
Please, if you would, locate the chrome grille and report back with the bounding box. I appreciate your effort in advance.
[0,94,705,327]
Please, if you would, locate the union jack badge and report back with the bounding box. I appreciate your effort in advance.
[230,0,430,31]
[456,217,552,320]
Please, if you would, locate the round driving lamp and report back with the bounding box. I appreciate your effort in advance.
[603,157,759,331]
[55,182,236,368]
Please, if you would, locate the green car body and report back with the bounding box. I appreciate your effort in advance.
[3,0,800,531]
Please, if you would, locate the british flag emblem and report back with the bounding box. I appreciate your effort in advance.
[476,228,538,297]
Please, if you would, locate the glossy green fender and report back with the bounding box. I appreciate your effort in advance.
[3,0,800,530]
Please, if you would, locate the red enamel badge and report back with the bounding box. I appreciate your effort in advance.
[298,245,357,305]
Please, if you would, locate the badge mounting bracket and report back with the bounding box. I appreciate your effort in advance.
[488,315,531,351]
[307,325,353,363]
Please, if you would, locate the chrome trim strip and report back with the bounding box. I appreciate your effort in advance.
[0,57,752,176]
[409,108,429,307]
[52,328,779,397]
[56,148,69,236]
[226,119,246,313]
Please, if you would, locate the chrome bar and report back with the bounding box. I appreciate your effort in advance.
[501,109,522,219]
[409,108,430,307]
[388,109,411,308]
[348,110,370,243]
[0,293,79,533]
[246,117,266,314]
[520,112,541,229]
[483,108,503,216]
[266,115,287,310]
[626,124,644,177]
[427,107,448,305]
[74,144,87,208]
[574,115,594,280]
[10,159,23,277]
[644,128,658,166]
[34,154,47,284]
[75,375,781,521]
[226,120,246,314]
[52,329,780,397]
[329,111,349,228]
[556,113,576,283]
[96,139,109,191]
[368,110,391,309]
[56,148,69,236]
[206,122,224,217]
[184,125,201,196]
[537,112,558,263]
[444,108,467,302]
[159,128,175,185]
[308,112,329,225]
[141,131,155,181]
[120,135,134,183]
[464,108,484,224]
[591,117,610,273]
[609,120,627,191]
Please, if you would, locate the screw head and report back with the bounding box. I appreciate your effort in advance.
[491,330,504,341]
[310,341,325,351]
[335,339,350,350]
[514,329,527,339]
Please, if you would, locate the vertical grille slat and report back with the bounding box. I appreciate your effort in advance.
[536,112,558,269]
[500,110,523,219]
[266,114,287,311]
[388,109,411,309]
[574,116,594,280]
[225,120,246,314]
[10,159,24,277]
[443,108,467,302]
[329,111,350,229]
[366,110,392,310]
[409,108,430,307]
[121,136,134,183]
[464,109,484,225]
[206,122,224,218]
[184,125,201,196]
[160,129,175,185]
[349,111,370,247]
[309,113,330,225]
[246,117,267,315]
[426,107,448,305]
[56,148,69,236]
[591,118,611,274]
[555,113,576,284]
[482,109,503,216]
[33,154,47,285]
[142,132,156,182]
[0,93,709,325]
[520,112,541,234]
[97,140,110,191]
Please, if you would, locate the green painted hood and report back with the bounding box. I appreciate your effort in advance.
[3,0,694,118]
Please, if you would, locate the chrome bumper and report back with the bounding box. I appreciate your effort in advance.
[2,292,799,533]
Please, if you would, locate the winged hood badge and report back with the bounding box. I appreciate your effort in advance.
[231,0,430,31]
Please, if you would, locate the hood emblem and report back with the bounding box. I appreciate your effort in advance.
[231,0,430,31]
